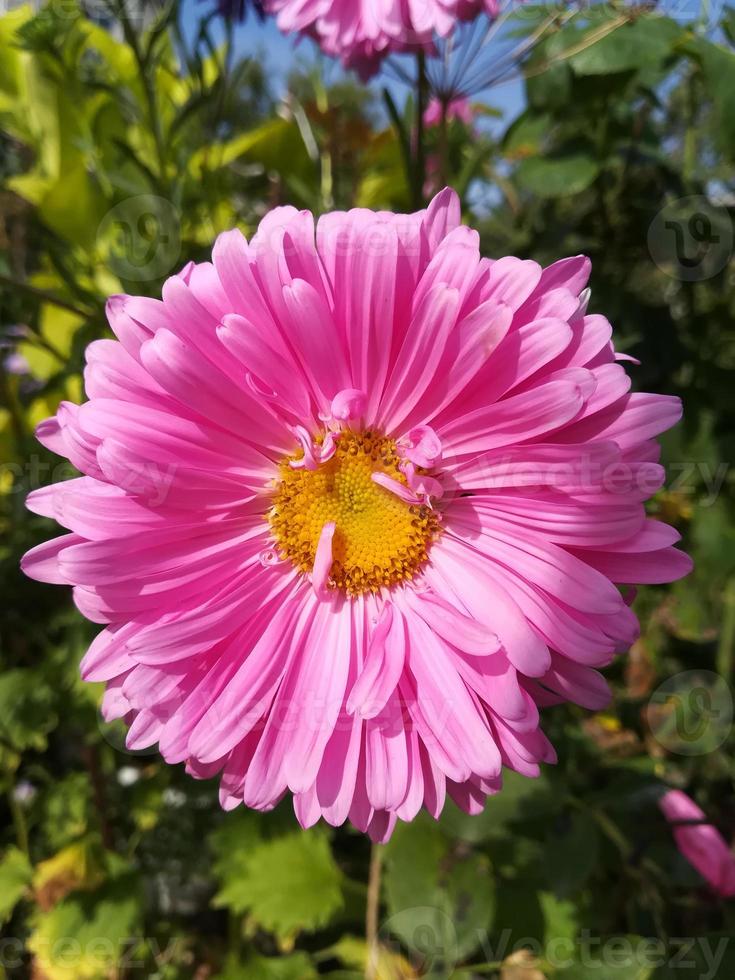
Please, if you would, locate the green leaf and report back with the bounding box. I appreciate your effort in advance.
[723,7,735,47]
[324,936,415,978]
[40,774,93,850]
[688,37,735,159]
[28,871,143,980]
[554,936,667,979]
[0,6,33,98]
[503,111,553,160]
[19,303,84,382]
[38,161,108,251]
[539,891,578,945]
[384,816,495,965]
[543,811,600,898]
[524,27,576,110]
[569,17,684,76]
[651,936,735,978]
[0,847,32,925]
[0,668,57,757]
[190,117,311,180]
[217,952,318,980]
[213,828,343,941]
[440,770,560,843]
[515,153,600,198]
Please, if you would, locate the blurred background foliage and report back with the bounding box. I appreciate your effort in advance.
[1,1,735,977]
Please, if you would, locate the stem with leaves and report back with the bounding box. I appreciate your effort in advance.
[113,0,168,188]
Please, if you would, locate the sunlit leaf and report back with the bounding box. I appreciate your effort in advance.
[0,847,32,925]
[213,827,343,941]
[28,870,143,980]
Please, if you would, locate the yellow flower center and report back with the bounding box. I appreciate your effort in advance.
[269,430,440,595]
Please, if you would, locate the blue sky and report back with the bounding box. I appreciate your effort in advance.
[180,0,527,133]
[179,0,722,137]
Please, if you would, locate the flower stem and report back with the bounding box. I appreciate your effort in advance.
[365,843,384,979]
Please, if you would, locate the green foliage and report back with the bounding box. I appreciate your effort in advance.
[29,866,143,980]
[0,846,32,924]
[1,1,734,977]
[0,668,57,759]
[385,816,495,963]
[213,822,344,941]
[515,152,600,197]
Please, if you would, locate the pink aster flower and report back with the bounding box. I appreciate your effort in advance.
[659,790,735,898]
[22,189,691,842]
[423,96,475,128]
[265,0,500,78]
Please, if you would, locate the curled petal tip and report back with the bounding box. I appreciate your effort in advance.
[312,521,336,600]
[331,388,367,422]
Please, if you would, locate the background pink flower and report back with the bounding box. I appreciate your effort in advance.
[22,190,691,841]
[265,0,500,77]
[659,789,735,897]
[423,96,475,128]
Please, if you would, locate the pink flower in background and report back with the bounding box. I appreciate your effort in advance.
[23,189,691,841]
[423,96,475,128]
[659,790,735,897]
[265,0,500,77]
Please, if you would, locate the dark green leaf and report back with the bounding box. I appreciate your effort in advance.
[515,153,600,197]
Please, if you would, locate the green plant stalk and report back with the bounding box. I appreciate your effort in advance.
[414,50,429,209]
[717,577,735,680]
[0,274,93,321]
[365,843,383,980]
[383,88,413,201]
[114,0,168,185]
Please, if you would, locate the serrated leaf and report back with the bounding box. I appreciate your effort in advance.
[539,891,578,944]
[213,829,343,941]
